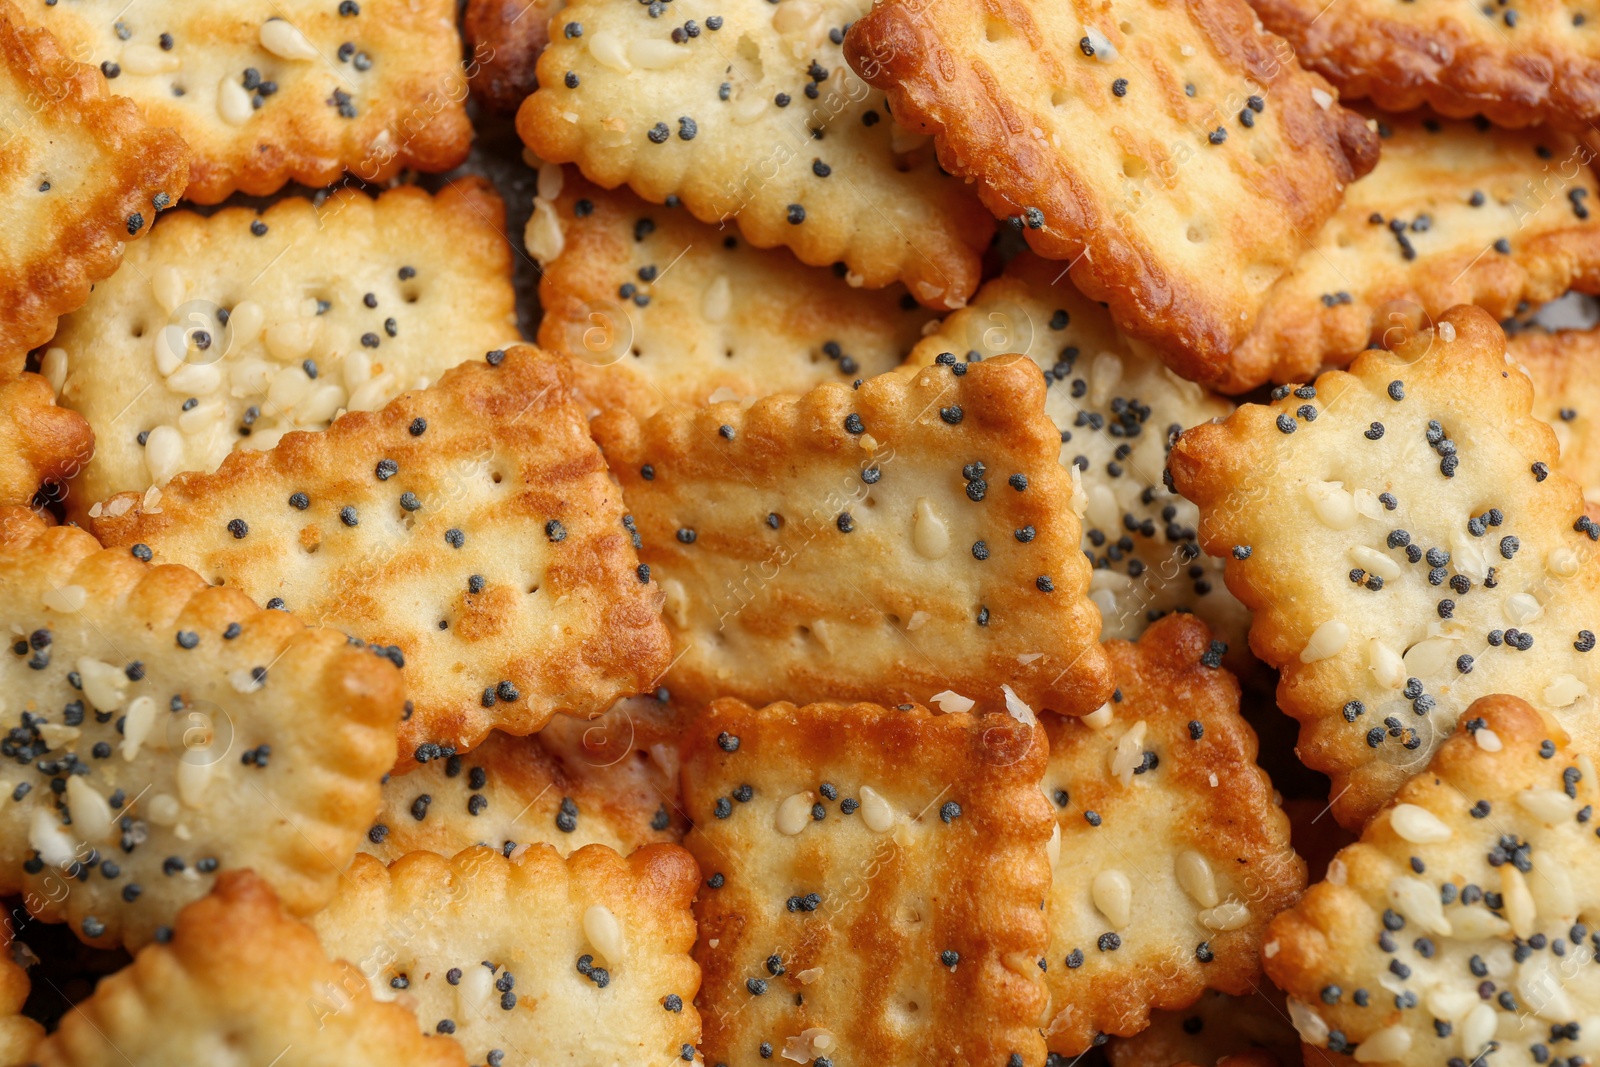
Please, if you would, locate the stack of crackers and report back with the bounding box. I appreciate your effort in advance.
[2,0,1598,1064]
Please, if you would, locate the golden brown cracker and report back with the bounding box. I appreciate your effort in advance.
[515,0,995,310]
[51,181,517,514]
[1509,327,1600,511]
[843,0,1379,383]
[0,0,188,358]
[32,871,468,1066]
[464,0,559,115]
[591,352,1112,717]
[32,0,471,204]
[532,174,931,419]
[0,924,42,1067]
[1041,613,1304,1056]
[91,347,672,772]
[1171,305,1600,828]
[313,844,702,1067]
[0,372,92,510]
[681,698,1054,1067]
[1262,695,1600,1067]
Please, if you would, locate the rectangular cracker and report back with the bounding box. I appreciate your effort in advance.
[31,0,472,204]
[590,353,1112,717]
[531,172,934,419]
[681,698,1053,1066]
[1223,112,1600,392]
[88,347,674,771]
[0,372,92,510]
[51,180,518,516]
[0,0,188,359]
[1508,327,1600,511]
[514,0,996,310]
[313,844,702,1067]
[843,0,1380,383]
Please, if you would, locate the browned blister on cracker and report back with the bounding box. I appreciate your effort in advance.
[591,353,1112,716]
[1040,614,1304,1056]
[0,508,404,949]
[31,0,470,204]
[1171,305,1600,829]
[843,0,1379,382]
[90,348,672,772]
[515,0,995,310]
[1509,328,1600,511]
[0,1,188,358]
[1262,695,1600,1067]
[681,698,1053,1067]
[1251,0,1600,129]
[313,843,702,1066]
[903,252,1247,649]
[1108,984,1305,1067]
[32,871,468,1067]
[52,181,517,515]
[0,373,93,510]
[1224,113,1600,393]
[532,174,931,419]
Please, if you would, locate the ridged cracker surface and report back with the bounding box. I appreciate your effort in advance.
[1509,328,1600,512]
[0,373,92,510]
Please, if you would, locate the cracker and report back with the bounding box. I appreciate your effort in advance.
[91,347,673,771]
[1508,328,1600,511]
[903,251,1247,650]
[31,0,471,204]
[680,697,1054,1066]
[463,0,559,116]
[0,924,43,1067]
[590,352,1112,717]
[32,871,468,1066]
[0,508,404,949]
[514,0,996,311]
[532,174,932,419]
[1251,0,1600,129]
[1262,695,1600,1067]
[0,373,93,511]
[361,696,687,862]
[51,180,518,514]
[842,0,1380,383]
[1040,613,1304,1056]
[1170,305,1600,828]
[0,1,187,359]
[313,843,702,1066]
[1224,113,1600,393]
[1108,986,1304,1067]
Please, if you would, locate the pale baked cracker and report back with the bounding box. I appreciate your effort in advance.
[1251,0,1600,129]
[1109,986,1305,1067]
[1171,305,1600,829]
[532,174,932,419]
[1040,613,1304,1056]
[0,372,92,510]
[313,844,702,1066]
[1224,113,1600,393]
[590,352,1112,717]
[842,0,1380,384]
[464,0,560,116]
[31,0,471,204]
[902,251,1248,651]
[0,0,188,359]
[0,508,404,950]
[32,871,468,1066]
[1509,328,1600,511]
[1262,695,1600,1067]
[361,696,687,862]
[681,698,1054,1066]
[52,180,517,515]
[91,348,673,771]
[514,0,996,311]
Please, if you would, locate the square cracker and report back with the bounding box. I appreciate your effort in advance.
[52,180,517,515]
[31,0,471,204]
[90,347,674,772]
[843,0,1380,384]
[590,352,1112,717]
[1170,305,1600,828]
[901,252,1248,652]
[1508,328,1600,512]
[1039,613,1303,1056]
[0,0,187,359]
[0,507,404,949]
[0,372,93,510]
[1221,113,1600,393]
[680,698,1053,1067]
[34,871,468,1067]
[531,172,933,419]
[514,0,996,310]
[313,844,702,1067]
